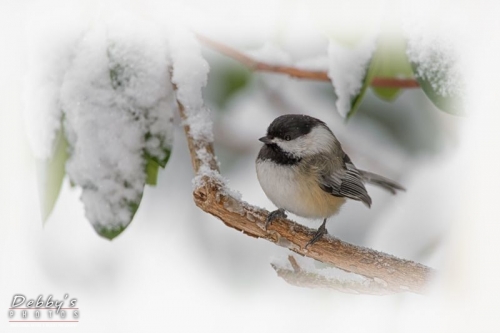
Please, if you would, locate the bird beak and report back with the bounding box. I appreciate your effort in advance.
[259,136,273,144]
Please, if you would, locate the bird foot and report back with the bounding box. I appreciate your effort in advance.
[265,209,287,229]
[305,221,328,249]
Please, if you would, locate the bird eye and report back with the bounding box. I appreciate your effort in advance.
[284,135,291,141]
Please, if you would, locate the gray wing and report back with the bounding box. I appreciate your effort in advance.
[357,169,406,194]
[318,153,372,207]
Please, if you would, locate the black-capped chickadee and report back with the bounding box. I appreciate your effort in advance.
[256,114,404,247]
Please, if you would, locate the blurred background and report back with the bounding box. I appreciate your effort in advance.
[1,0,499,332]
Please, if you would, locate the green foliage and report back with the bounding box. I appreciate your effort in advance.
[96,225,127,240]
[346,53,378,120]
[206,62,251,109]
[370,35,414,101]
[40,63,173,241]
[109,62,129,90]
[37,129,68,223]
[145,157,160,186]
[145,148,171,186]
[346,31,414,119]
[411,61,464,115]
[94,188,143,240]
[79,47,174,240]
[345,31,461,119]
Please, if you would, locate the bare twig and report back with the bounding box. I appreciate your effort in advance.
[370,77,420,88]
[271,256,402,295]
[288,255,302,273]
[195,33,420,88]
[176,96,435,295]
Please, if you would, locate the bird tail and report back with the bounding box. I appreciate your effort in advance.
[358,170,406,195]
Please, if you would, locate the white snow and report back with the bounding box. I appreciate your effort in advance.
[192,146,222,189]
[327,36,377,117]
[59,15,175,234]
[191,144,243,201]
[401,0,467,100]
[169,28,216,189]
[11,0,500,331]
[169,29,212,142]
[405,29,463,98]
[169,29,242,201]
[247,42,292,66]
[23,6,86,159]
[271,254,369,287]
[25,9,244,234]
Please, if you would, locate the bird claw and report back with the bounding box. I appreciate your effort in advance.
[305,221,327,249]
[265,209,287,229]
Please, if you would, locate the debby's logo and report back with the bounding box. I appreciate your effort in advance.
[8,294,79,324]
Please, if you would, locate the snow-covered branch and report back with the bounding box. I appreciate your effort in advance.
[176,92,434,295]
[272,256,401,295]
[195,33,420,88]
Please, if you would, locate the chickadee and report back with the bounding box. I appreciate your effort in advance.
[256,114,404,247]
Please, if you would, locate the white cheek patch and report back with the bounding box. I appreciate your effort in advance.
[307,126,336,154]
[276,126,335,157]
[276,138,307,157]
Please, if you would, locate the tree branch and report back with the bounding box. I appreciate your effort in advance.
[271,256,401,295]
[177,97,435,295]
[195,33,420,88]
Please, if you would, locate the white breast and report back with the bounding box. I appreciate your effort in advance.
[256,160,346,219]
[256,160,301,213]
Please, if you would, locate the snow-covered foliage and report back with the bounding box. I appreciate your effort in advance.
[327,37,377,117]
[402,2,465,114]
[25,14,179,238]
[61,16,175,238]
[406,36,462,98]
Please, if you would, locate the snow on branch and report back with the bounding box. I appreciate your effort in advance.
[195,33,420,88]
[272,256,402,295]
[175,90,434,296]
